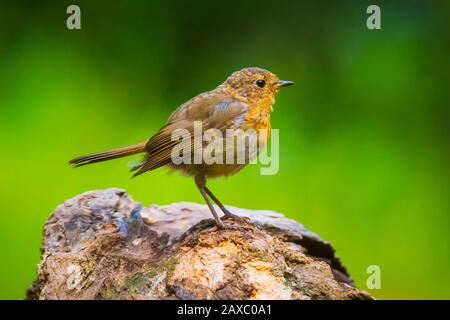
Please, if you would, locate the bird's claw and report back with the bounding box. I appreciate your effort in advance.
[221,211,251,224]
[214,221,254,231]
[215,211,255,231]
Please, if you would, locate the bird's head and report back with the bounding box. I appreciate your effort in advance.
[222,67,294,105]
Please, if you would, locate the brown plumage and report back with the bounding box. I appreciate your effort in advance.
[70,67,293,228]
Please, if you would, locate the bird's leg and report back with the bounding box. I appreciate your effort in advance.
[194,175,224,228]
[194,176,250,230]
[203,186,251,223]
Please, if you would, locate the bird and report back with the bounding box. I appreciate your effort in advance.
[69,67,293,228]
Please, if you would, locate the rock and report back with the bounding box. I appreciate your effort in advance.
[27,188,373,300]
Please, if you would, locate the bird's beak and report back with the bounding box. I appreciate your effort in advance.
[277,80,294,88]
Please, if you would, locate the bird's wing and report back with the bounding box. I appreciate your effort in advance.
[132,93,248,176]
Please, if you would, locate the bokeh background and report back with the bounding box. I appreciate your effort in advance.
[0,0,449,299]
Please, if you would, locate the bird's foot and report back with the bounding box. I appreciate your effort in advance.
[221,210,252,224]
[212,218,254,231]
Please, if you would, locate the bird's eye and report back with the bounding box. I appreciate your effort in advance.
[256,79,266,88]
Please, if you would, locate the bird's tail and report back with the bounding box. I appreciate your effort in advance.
[69,141,147,167]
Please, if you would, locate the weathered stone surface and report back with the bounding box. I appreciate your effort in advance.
[27,188,372,300]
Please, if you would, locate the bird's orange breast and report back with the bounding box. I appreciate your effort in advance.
[241,98,273,146]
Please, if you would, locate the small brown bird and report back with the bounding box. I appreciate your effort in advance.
[70,67,293,228]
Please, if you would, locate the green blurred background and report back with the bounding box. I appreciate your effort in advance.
[0,0,449,299]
